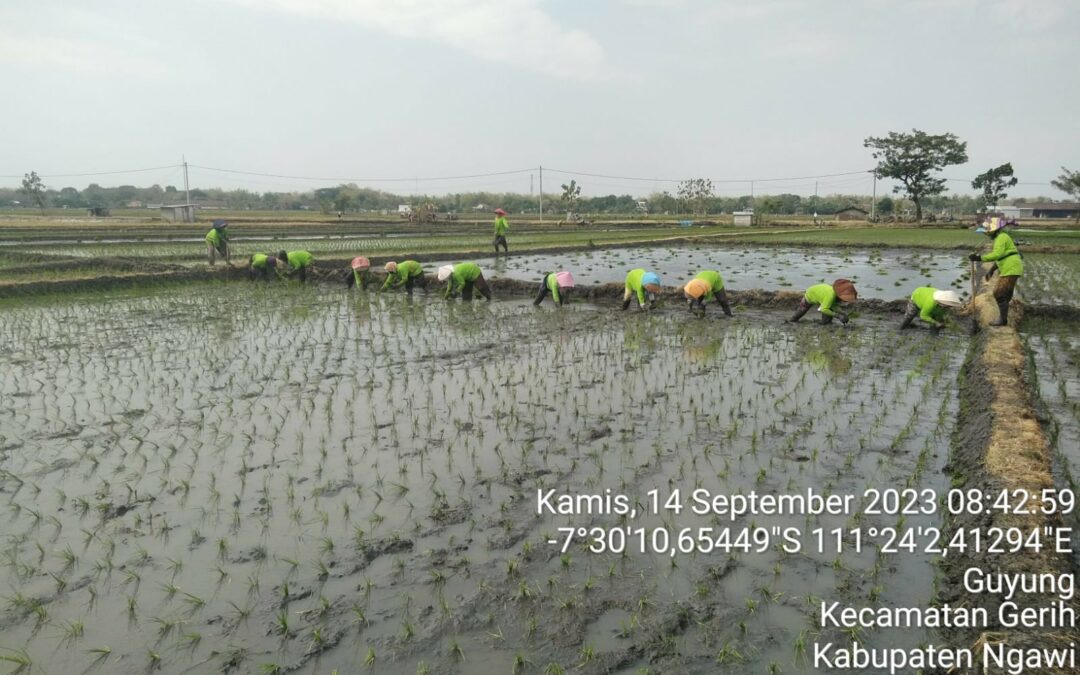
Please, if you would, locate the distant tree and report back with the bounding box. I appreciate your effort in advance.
[863,129,968,222]
[1050,167,1080,223]
[875,196,894,215]
[971,163,1017,211]
[560,179,581,219]
[20,171,46,214]
[677,178,714,215]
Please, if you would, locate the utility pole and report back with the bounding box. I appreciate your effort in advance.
[813,180,819,223]
[183,155,190,206]
[539,164,543,222]
[870,170,877,220]
[530,174,534,196]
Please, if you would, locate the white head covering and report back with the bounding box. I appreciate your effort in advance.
[437,265,454,282]
[933,290,962,307]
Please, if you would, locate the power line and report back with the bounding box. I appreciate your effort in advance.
[543,167,873,184]
[188,164,536,183]
[0,164,181,179]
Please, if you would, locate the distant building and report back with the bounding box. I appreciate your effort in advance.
[126,201,143,208]
[159,204,196,223]
[835,206,869,221]
[733,210,754,226]
[1024,202,1080,219]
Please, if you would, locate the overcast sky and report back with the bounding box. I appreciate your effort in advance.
[1,0,1076,198]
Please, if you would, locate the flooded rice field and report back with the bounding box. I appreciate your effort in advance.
[0,283,966,673]
[482,245,966,301]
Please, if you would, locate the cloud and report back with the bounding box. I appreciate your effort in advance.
[0,33,166,77]
[219,0,616,82]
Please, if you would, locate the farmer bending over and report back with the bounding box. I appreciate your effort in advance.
[205,220,230,265]
[622,269,661,311]
[346,256,372,289]
[899,287,962,333]
[968,216,1023,327]
[440,263,492,301]
[788,279,857,324]
[534,271,575,307]
[277,249,314,283]
[380,260,428,295]
[248,253,277,280]
[493,208,510,253]
[684,270,733,317]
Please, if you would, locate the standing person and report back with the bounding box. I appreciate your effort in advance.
[439,263,492,301]
[346,256,372,289]
[899,287,962,332]
[534,271,575,307]
[493,208,509,253]
[277,249,314,283]
[969,216,1023,327]
[621,269,661,311]
[683,270,733,317]
[248,253,277,280]
[205,220,230,266]
[380,260,428,295]
[787,279,857,324]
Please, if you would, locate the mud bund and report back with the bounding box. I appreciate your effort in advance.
[939,269,1080,661]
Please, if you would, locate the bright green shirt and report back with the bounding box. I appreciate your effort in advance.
[494,216,509,236]
[805,284,839,316]
[445,263,482,298]
[693,270,724,300]
[911,286,945,327]
[205,228,226,246]
[981,232,1023,277]
[625,269,647,305]
[285,251,313,270]
[380,260,424,290]
[546,273,561,304]
[250,253,269,270]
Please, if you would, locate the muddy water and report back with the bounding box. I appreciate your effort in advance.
[0,283,964,673]
[478,245,966,301]
[1024,320,1080,562]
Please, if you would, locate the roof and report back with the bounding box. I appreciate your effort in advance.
[1020,202,1080,210]
[835,205,868,214]
[160,204,195,209]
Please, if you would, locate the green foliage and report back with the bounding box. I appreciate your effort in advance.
[677,178,714,215]
[20,172,46,214]
[971,163,1017,210]
[1050,167,1080,223]
[864,129,968,221]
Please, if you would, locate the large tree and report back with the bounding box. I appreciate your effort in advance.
[863,129,968,222]
[677,178,714,216]
[560,179,581,220]
[20,171,46,214]
[971,163,1017,211]
[1050,167,1080,223]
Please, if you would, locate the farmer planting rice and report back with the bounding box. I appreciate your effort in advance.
[205,220,230,266]
[345,256,372,289]
[247,252,277,280]
[493,208,510,253]
[439,262,492,301]
[683,270,733,317]
[533,270,575,306]
[788,279,857,324]
[969,216,1023,327]
[277,249,314,283]
[899,287,962,332]
[380,260,428,295]
[621,269,662,311]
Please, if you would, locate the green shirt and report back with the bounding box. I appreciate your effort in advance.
[445,263,482,298]
[205,228,226,246]
[494,216,509,236]
[546,273,561,304]
[693,270,724,300]
[625,269,647,305]
[805,283,839,316]
[285,251,313,270]
[380,260,424,290]
[911,286,946,327]
[250,253,270,270]
[981,232,1023,277]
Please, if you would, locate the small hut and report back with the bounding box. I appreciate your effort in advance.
[160,204,196,223]
[834,206,869,221]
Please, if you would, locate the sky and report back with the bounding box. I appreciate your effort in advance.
[0,0,1077,198]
